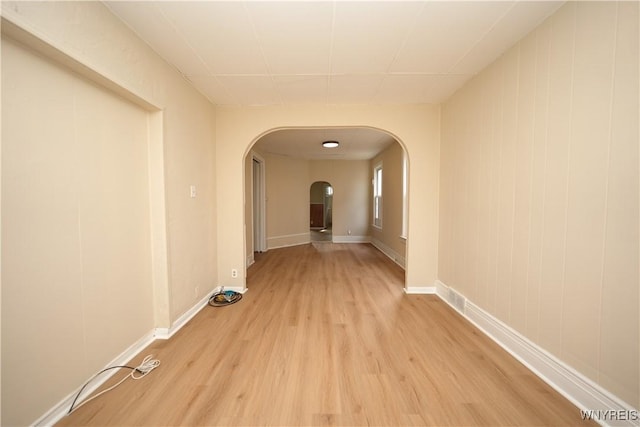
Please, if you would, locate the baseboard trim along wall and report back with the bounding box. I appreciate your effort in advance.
[267,232,310,249]
[370,237,406,269]
[332,235,370,243]
[154,292,212,339]
[263,234,374,248]
[37,286,247,426]
[404,286,437,294]
[434,280,637,427]
[34,331,156,427]
[40,275,634,427]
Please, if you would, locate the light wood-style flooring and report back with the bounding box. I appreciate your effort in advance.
[58,243,594,426]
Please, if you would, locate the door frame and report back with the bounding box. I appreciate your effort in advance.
[252,153,267,253]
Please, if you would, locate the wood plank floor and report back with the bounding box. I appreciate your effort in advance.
[58,243,595,426]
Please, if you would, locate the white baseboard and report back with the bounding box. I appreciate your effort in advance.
[267,232,310,249]
[40,276,635,427]
[404,286,436,294]
[36,285,246,426]
[154,292,211,339]
[434,280,638,427]
[219,286,248,294]
[34,330,156,426]
[153,287,247,340]
[332,235,370,243]
[370,238,406,269]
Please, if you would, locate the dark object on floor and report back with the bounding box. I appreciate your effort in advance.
[208,288,242,307]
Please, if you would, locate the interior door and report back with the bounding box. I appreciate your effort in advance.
[310,203,324,228]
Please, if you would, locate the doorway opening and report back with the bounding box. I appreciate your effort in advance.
[310,181,333,242]
[243,126,408,289]
[252,154,266,255]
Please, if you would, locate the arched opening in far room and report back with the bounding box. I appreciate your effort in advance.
[309,181,333,242]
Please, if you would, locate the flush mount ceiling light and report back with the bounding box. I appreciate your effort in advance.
[322,140,339,148]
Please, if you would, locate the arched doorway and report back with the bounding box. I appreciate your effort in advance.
[242,125,413,289]
[310,181,333,242]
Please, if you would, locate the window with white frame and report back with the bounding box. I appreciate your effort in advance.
[373,163,383,228]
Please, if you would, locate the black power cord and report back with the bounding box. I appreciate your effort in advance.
[68,365,135,414]
[67,355,160,415]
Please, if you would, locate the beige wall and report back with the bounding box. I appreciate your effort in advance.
[245,152,372,252]
[310,181,326,205]
[439,1,639,408]
[1,1,218,325]
[2,0,635,423]
[1,2,217,425]
[217,106,440,290]
[245,137,400,260]
[2,36,154,425]
[264,154,311,249]
[370,142,406,261]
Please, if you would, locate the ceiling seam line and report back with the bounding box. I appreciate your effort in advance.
[376,0,430,104]
[156,4,237,105]
[447,2,517,75]
[242,1,283,106]
[326,0,337,106]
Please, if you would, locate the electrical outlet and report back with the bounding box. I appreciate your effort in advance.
[194,286,199,297]
[190,185,196,198]
[231,269,238,278]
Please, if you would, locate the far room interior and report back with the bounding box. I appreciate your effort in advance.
[1,1,638,426]
[244,127,408,277]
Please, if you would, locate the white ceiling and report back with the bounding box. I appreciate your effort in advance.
[104,1,563,160]
[254,127,396,160]
[105,0,564,107]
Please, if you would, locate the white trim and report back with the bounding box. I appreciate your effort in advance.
[147,111,171,330]
[401,151,408,239]
[246,253,255,268]
[403,286,436,294]
[153,293,211,339]
[33,331,156,426]
[370,237,406,269]
[372,162,383,228]
[38,275,636,427]
[218,286,248,294]
[332,235,370,243]
[251,153,267,253]
[154,287,248,339]
[435,279,449,297]
[267,231,309,240]
[267,232,310,249]
[36,287,249,426]
[434,280,638,427]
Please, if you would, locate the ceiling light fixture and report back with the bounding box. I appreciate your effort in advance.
[322,140,339,148]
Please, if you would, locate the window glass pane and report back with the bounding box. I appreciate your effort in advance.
[373,164,382,228]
